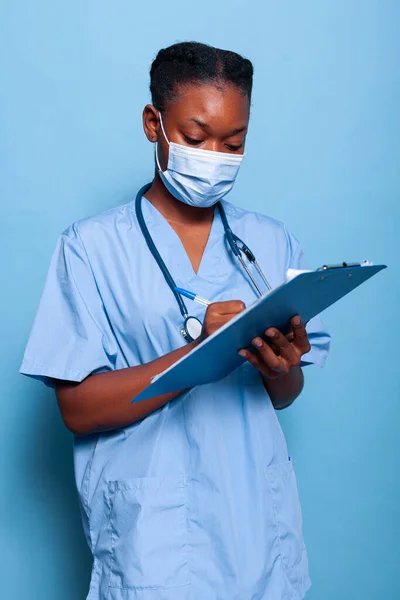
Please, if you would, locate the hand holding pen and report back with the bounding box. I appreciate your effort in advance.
[175,287,311,378]
[175,287,245,341]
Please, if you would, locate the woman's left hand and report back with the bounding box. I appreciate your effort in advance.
[238,315,311,379]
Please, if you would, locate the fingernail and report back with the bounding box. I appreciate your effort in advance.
[266,329,275,338]
[252,337,263,348]
[293,316,301,326]
[238,350,247,357]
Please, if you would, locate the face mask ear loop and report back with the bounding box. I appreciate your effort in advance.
[158,113,170,144]
[155,112,170,172]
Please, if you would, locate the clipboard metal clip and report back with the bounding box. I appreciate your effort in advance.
[317,260,373,271]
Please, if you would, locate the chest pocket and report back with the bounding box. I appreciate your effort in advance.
[105,476,191,592]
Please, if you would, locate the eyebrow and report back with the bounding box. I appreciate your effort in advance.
[228,126,247,136]
[189,118,247,136]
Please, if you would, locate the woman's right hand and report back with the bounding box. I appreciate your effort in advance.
[199,300,246,341]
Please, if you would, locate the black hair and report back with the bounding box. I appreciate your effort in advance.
[150,41,253,112]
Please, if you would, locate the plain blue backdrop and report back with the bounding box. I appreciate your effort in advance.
[1,1,399,598]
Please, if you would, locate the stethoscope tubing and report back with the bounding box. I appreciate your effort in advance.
[135,183,190,320]
[135,183,272,340]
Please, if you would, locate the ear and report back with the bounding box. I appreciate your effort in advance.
[142,104,160,143]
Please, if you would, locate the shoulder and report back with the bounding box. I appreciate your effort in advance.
[221,199,282,231]
[220,199,304,273]
[60,200,135,246]
[220,199,299,246]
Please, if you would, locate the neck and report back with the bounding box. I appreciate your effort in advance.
[144,173,215,226]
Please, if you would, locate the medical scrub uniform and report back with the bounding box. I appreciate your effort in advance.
[20,194,330,600]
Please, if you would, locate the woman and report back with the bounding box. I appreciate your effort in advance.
[21,42,330,600]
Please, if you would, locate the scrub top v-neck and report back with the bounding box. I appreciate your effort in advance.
[142,196,227,284]
[20,193,330,600]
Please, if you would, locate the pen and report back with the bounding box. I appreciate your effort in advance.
[174,287,211,307]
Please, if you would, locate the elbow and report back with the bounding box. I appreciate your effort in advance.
[272,398,295,411]
[63,416,89,436]
[55,381,94,436]
[59,407,92,436]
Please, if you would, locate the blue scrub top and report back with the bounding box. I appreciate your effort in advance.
[20,195,330,600]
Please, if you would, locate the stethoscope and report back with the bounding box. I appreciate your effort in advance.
[135,183,272,342]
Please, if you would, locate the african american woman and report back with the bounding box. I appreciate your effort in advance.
[21,41,330,600]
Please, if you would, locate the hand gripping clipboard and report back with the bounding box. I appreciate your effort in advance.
[131,263,386,403]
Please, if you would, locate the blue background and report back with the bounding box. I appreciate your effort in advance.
[1,1,399,598]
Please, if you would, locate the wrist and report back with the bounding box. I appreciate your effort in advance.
[261,364,301,381]
[262,366,304,409]
[189,337,201,351]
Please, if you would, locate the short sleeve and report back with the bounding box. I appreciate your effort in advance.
[285,228,331,368]
[20,226,116,387]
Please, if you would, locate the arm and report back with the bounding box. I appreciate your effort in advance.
[56,339,199,436]
[56,300,246,436]
[261,367,304,410]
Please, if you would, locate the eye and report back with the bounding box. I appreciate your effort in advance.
[183,135,204,146]
[225,143,244,152]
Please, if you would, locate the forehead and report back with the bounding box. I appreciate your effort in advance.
[165,84,250,127]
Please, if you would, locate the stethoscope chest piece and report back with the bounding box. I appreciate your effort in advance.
[181,315,203,342]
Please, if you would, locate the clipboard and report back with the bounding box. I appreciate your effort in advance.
[131,263,386,403]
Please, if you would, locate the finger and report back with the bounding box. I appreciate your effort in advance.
[209,300,246,315]
[290,316,311,354]
[264,328,298,365]
[250,337,290,374]
[204,313,238,335]
[238,349,281,379]
[286,331,295,343]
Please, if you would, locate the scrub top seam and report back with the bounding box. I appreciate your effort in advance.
[62,230,108,342]
[73,225,131,369]
[20,359,91,381]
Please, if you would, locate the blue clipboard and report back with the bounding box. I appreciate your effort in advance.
[131,264,386,403]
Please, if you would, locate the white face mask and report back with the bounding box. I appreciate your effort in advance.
[155,113,245,208]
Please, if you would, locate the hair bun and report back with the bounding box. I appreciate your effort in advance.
[155,42,204,69]
[150,41,253,111]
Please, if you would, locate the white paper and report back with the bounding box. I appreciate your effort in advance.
[285,268,312,282]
